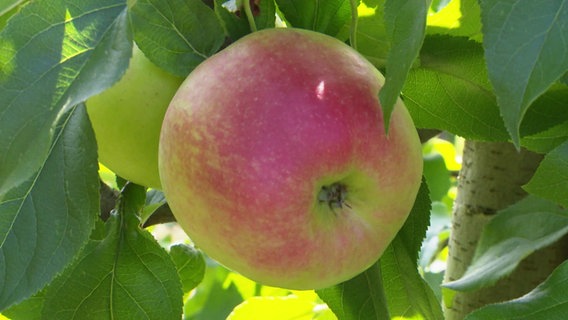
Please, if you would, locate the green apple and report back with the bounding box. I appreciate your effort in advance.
[159,28,423,289]
[87,45,183,188]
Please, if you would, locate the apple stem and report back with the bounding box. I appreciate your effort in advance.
[349,0,359,50]
[318,182,351,214]
[243,0,258,32]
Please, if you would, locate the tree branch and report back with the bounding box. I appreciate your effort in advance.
[99,180,177,227]
[99,180,119,221]
[442,140,567,320]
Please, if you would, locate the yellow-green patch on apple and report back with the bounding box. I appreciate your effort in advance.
[87,45,183,189]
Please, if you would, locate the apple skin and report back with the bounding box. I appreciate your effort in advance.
[87,45,183,189]
[159,28,423,290]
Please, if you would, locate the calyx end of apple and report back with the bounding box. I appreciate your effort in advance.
[317,182,351,213]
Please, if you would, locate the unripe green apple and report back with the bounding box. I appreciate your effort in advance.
[87,45,183,188]
[159,28,423,290]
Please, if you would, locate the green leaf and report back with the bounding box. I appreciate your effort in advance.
[0,105,99,311]
[520,84,568,153]
[424,137,462,171]
[214,0,276,41]
[443,196,568,292]
[380,244,444,320]
[520,84,568,137]
[403,35,509,141]
[405,35,568,144]
[380,179,444,320]
[170,244,206,293]
[562,71,568,85]
[355,0,390,68]
[316,262,391,320]
[214,0,249,40]
[480,0,568,146]
[0,0,24,29]
[0,0,131,196]
[130,0,225,77]
[524,141,568,208]
[397,178,432,262]
[426,0,482,40]
[184,263,244,320]
[249,0,277,32]
[40,183,183,320]
[465,260,568,320]
[419,202,451,294]
[275,0,351,38]
[141,189,167,224]
[2,289,45,320]
[0,0,24,15]
[379,0,430,129]
[423,154,451,202]
[521,122,568,154]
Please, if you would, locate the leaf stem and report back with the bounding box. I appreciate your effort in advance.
[349,0,358,50]
[243,0,257,32]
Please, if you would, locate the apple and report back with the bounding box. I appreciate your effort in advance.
[87,45,183,189]
[159,28,423,290]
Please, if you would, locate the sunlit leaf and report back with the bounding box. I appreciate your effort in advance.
[228,294,335,320]
[403,35,508,141]
[426,0,482,40]
[423,138,461,171]
[0,0,130,311]
[184,263,244,320]
[405,35,568,144]
[355,0,390,68]
[0,0,131,196]
[1,289,44,320]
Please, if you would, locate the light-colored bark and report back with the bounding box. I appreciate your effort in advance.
[443,140,567,320]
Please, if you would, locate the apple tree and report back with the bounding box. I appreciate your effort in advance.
[0,0,567,319]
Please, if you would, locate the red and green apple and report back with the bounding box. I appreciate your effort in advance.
[159,28,423,290]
